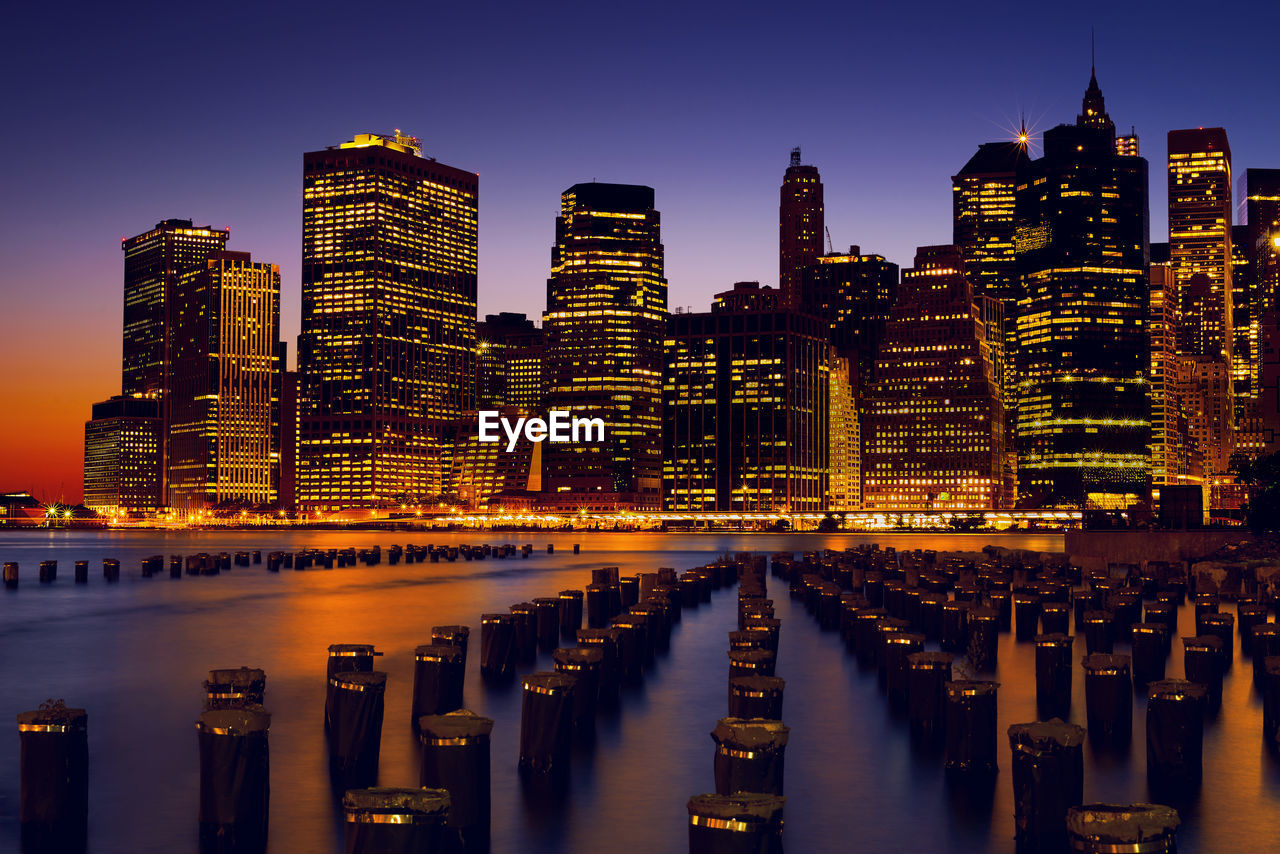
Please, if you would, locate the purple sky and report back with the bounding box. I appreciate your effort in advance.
[2,0,1277,501]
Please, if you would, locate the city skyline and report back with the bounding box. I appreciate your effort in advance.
[5,1,1280,501]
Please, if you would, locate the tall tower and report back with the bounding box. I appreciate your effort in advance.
[121,219,230,504]
[298,132,478,510]
[1013,71,1150,509]
[168,251,281,511]
[543,183,667,510]
[952,138,1031,420]
[862,246,1007,510]
[1168,129,1234,360]
[1168,128,1234,477]
[779,148,824,305]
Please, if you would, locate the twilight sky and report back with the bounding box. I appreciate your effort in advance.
[2,0,1277,502]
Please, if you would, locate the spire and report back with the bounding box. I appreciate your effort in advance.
[790,147,801,167]
[1077,33,1115,137]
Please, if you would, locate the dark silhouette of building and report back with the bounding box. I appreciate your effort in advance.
[862,247,1008,510]
[779,148,823,306]
[476,312,544,412]
[274,341,297,511]
[1240,169,1280,456]
[542,182,666,510]
[799,246,897,388]
[1013,72,1150,509]
[121,219,230,504]
[664,282,828,512]
[298,133,478,510]
[1239,169,1280,312]
[82,396,162,516]
[168,251,280,511]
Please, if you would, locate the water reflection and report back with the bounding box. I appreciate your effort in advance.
[0,531,1273,852]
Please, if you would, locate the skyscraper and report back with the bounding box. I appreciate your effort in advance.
[1239,168,1280,312]
[1013,73,1150,508]
[476,312,544,413]
[1168,128,1235,478]
[121,219,230,504]
[82,396,162,515]
[798,247,897,388]
[952,139,1031,458]
[779,148,824,306]
[862,246,1008,510]
[168,251,280,511]
[664,282,828,512]
[543,182,666,510]
[952,141,1030,309]
[298,132,478,510]
[1169,129,1234,357]
[1148,261,1203,493]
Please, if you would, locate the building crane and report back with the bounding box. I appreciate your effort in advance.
[825,226,833,256]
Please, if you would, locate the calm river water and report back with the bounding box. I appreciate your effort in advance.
[0,530,1275,853]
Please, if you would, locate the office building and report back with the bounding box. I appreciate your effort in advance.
[1148,262,1204,495]
[1013,72,1150,508]
[664,282,828,512]
[476,312,544,412]
[298,132,478,509]
[121,219,230,503]
[780,148,824,305]
[168,251,280,511]
[799,247,897,388]
[862,246,1008,510]
[953,139,1029,410]
[82,396,162,515]
[543,182,666,510]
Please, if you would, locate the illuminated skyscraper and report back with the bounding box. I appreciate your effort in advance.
[298,133,478,510]
[1169,129,1234,358]
[952,141,1030,308]
[82,396,162,515]
[122,220,231,398]
[1168,128,1235,479]
[952,139,1031,443]
[1013,72,1150,508]
[826,350,860,511]
[799,247,897,388]
[780,148,824,305]
[862,246,1008,510]
[543,183,666,510]
[664,283,828,512]
[476,312,544,413]
[168,251,280,511]
[1148,262,1203,493]
[121,219,230,503]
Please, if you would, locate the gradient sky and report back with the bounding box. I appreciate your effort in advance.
[2,0,1277,503]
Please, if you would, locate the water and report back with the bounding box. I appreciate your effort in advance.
[0,530,1276,853]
